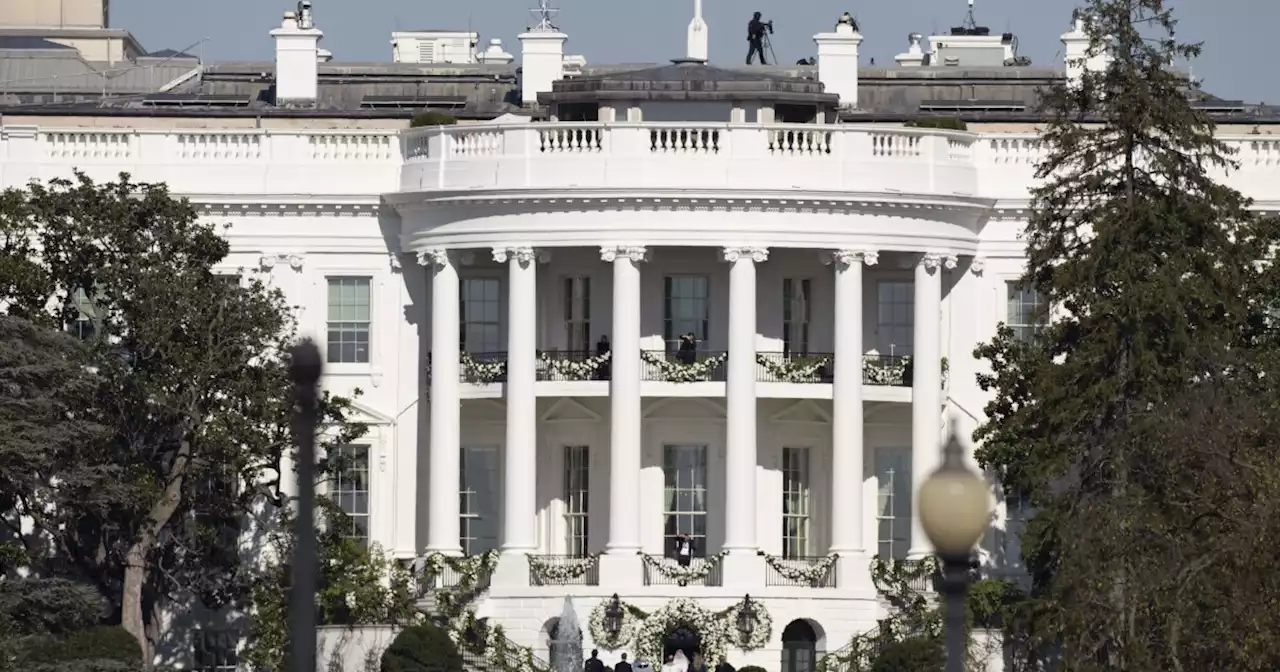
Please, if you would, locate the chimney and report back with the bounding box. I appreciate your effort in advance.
[813,13,863,108]
[895,33,926,67]
[477,38,515,64]
[1061,11,1109,87]
[687,0,708,62]
[519,28,567,106]
[270,2,323,105]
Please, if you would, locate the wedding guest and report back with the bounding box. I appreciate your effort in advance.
[596,334,611,380]
[674,533,694,567]
[677,332,697,364]
[614,652,633,672]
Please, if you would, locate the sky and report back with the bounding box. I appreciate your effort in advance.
[112,0,1275,103]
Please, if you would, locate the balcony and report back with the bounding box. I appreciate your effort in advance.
[527,555,600,586]
[641,553,725,587]
[400,122,979,197]
[760,554,839,589]
[640,350,728,382]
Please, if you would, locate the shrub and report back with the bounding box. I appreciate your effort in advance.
[903,117,968,131]
[0,577,106,636]
[738,666,767,672]
[870,636,945,672]
[17,626,142,667]
[410,111,458,127]
[382,621,464,672]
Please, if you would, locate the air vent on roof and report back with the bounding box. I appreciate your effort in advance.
[142,93,251,108]
[359,95,467,109]
[919,99,1027,113]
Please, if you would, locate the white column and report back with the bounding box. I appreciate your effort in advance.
[829,249,876,555]
[495,246,539,553]
[602,245,646,554]
[722,246,767,553]
[908,252,953,557]
[422,249,461,555]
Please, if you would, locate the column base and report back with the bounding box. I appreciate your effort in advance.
[598,552,642,588]
[490,551,531,589]
[422,546,463,557]
[719,549,764,589]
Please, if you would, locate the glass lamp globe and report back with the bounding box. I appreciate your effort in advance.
[917,434,990,558]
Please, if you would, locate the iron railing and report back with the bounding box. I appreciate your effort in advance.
[642,554,724,586]
[755,351,834,383]
[640,349,728,382]
[459,351,508,383]
[763,555,839,588]
[536,349,611,382]
[528,554,601,586]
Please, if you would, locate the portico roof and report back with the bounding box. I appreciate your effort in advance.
[537,59,839,106]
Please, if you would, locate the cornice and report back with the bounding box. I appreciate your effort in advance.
[193,198,383,217]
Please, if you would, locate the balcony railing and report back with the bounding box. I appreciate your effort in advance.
[418,559,494,594]
[762,554,839,588]
[863,354,910,386]
[460,351,508,383]
[641,554,725,587]
[536,349,611,382]
[756,352,834,383]
[528,554,601,586]
[640,350,728,382]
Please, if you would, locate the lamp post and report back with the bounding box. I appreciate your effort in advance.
[604,594,624,637]
[735,595,758,644]
[288,340,322,672]
[917,427,990,672]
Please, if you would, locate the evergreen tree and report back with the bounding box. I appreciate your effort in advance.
[973,1,1280,669]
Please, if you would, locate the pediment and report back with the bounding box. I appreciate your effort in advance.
[643,397,726,420]
[770,400,831,424]
[345,401,394,426]
[540,398,602,423]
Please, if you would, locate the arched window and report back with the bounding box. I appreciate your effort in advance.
[781,620,819,672]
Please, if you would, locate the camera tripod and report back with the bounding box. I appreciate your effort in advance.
[761,31,777,65]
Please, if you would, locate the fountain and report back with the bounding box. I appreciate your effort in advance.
[549,596,585,672]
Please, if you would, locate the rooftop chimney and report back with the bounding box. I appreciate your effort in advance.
[478,38,515,64]
[895,33,926,67]
[271,1,323,106]
[687,0,708,62]
[813,13,862,108]
[519,1,567,106]
[1061,10,1110,87]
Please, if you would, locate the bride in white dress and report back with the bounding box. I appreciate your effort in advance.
[664,650,689,672]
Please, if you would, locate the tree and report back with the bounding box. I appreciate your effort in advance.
[973,1,1280,669]
[0,172,366,666]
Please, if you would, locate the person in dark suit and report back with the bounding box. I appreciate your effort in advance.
[677,332,698,365]
[585,649,606,672]
[674,533,694,567]
[614,652,633,672]
[596,334,611,380]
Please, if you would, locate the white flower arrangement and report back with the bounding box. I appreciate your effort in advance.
[640,551,728,585]
[642,351,728,382]
[527,554,599,584]
[727,597,773,652]
[460,353,506,383]
[761,553,839,586]
[633,597,731,665]
[862,352,908,385]
[538,351,611,381]
[756,354,832,382]
[413,549,500,598]
[587,597,641,651]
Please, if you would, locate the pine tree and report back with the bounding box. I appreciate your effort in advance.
[973,1,1280,669]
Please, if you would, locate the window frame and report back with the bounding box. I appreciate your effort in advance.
[876,280,915,356]
[460,445,501,556]
[562,276,591,353]
[781,446,812,558]
[662,444,709,559]
[562,445,590,557]
[875,449,912,560]
[662,275,711,353]
[330,444,371,547]
[460,276,504,354]
[325,276,373,365]
[782,278,812,356]
[191,628,239,672]
[1005,281,1050,343]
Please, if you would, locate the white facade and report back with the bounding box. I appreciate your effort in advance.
[3,118,1277,668]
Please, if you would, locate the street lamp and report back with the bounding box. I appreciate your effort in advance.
[917,427,990,672]
[287,340,322,672]
[604,594,624,636]
[735,595,758,642]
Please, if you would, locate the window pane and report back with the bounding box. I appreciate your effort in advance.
[460,446,501,555]
[330,445,370,546]
[563,445,590,557]
[325,278,372,363]
[663,276,710,351]
[1006,281,1049,343]
[874,449,912,559]
[781,447,811,558]
[876,281,914,356]
[662,445,708,558]
[461,278,502,353]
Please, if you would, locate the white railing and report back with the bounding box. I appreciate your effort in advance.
[0,127,403,196]
[400,122,978,196]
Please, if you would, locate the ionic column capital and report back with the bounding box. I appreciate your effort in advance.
[416,248,450,269]
[492,246,547,266]
[828,249,879,268]
[600,245,648,263]
[919,252,958,271]
[721,246,769,263]
[969,257,986,275]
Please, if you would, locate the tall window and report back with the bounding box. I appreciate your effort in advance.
[663,276,710,351]
[1006,282,1049,343]
[875,449,912,559]
[192,629,238,672]
[563,445,590,557]
[663,445,708,558]
[331,444,370,546]
[876,281,914,356]
[1001,492,1034,572]
[68,287,97,341]
[460,446,501,555]
[461,277,502,353]
[782,278,811,355]
[781,447,812,558]
[326,277,372,363]
[563,277,591,352]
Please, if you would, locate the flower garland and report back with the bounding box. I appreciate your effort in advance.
[641,351,728,382]
[538,351,611,381]
[816,555,944,672]
[726,597,773,652]
[863,354,909,385]
[756,354,831,382]
[632,597,730,665]
[640,551,728,585]
[586,598,641,651]
[761,553,839,586]
[461,353,506,383]
[527,554,599,585]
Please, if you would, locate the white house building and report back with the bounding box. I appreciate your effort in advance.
[1,1,1277,669]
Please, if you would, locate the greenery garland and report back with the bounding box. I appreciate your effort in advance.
[460,353,507,383]
[586,598,642,651]
[538,351,611,381]
[640,551,728,584]
[585,596,774,661]
[641,351,728,382]
[528,553,600,584]
[756,354,831,382]
[726,596,773,652]
[759,553,839,586]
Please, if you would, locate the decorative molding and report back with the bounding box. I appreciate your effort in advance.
[827,249,878,268]
[720,246,769,263]
[943,254,959,270]
[416,248,450,269]
[969,257,986,275]
[920,252,946,271]
[492,246,537,266]
[195,200,381,217]
[600,245,648,263]
[258,252,304,271]
[388,253,402,272]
